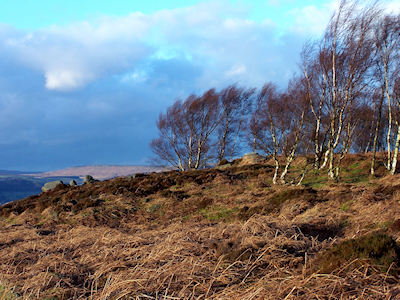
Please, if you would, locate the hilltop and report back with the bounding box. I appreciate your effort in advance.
[1,154,400,299]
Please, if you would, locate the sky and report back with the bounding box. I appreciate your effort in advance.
[0,0,399,171]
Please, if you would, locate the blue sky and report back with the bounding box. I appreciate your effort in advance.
[0,0,330,30]
[0,0,399,171]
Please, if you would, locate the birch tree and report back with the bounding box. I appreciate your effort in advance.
[371,14,400,174]
[303,0,379,180]
[249,78,310,185]
[150,89,221,170]
[217,84,255,161]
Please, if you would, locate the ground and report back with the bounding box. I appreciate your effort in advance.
[0,153,400,299]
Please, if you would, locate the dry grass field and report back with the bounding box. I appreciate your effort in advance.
[1,154,400,299]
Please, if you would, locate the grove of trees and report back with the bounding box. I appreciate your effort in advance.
[150,0,400,184]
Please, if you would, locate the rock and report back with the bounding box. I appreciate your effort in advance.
[42,180,63,192]
[214,158,233,170]
[84,175,99,184]
[69,180,77,187]
[126,174,136,179]
[240,152,265,165]
[146,204,160,213]
[214,163,233,170]
[84,175,94,184]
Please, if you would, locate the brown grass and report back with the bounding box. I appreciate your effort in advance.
[1,154,400,299]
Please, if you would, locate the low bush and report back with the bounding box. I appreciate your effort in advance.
[315,233,399,274]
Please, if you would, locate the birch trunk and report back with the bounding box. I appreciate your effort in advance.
[371,94,384,175]
[390,121,400,174]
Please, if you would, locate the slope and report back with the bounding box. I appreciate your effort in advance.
[0,154,399,299]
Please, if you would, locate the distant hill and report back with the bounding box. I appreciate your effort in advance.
[24,165,169,180]
[0,169,35,175]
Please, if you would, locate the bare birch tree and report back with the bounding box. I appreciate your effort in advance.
[249,78,310,185]
[150,89,221,170]
[217,84,255,161]
[302,0,379,180]
[150,100,188,171]
[390,78,400,174]
[371,13,400,174]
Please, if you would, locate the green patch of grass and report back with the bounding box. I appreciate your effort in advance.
[316,233,399,274]
[347,162,361,171]
[379,220,394,229]
[340,163,370,184]
[299,160,372,187]
[268,188,316,207]
[302,170,328,189]
[365,220,394,230]
[341,174,370,184]
[0,285,18,300]
[5,218,18,225]
[199,206,238,222]
[340,219,350,227]
[339,200,353,211]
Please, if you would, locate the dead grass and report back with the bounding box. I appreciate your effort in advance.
[0,153,400,299]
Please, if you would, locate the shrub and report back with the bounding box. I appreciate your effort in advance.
[315,233,399,274]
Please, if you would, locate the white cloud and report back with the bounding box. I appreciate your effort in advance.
[226,64,247,77]
[45,70,93,90]
[268,0,280,6]
[0,0,318,92]
[288,1,337,36]
[386,0,400,14]
[1,14,154,91]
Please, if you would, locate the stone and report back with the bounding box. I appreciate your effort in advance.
[42,180,63,192]
[84,175,99,184]
[146,204,160,213]
[240,152,265,165]
[214,162,233,170]
[69,180,77,187]
[214,158,232,170]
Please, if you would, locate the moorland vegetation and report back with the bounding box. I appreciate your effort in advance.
[1,153,400,299]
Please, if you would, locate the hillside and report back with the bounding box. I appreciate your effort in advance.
[26,165,167,181]
[1,154,400,299]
